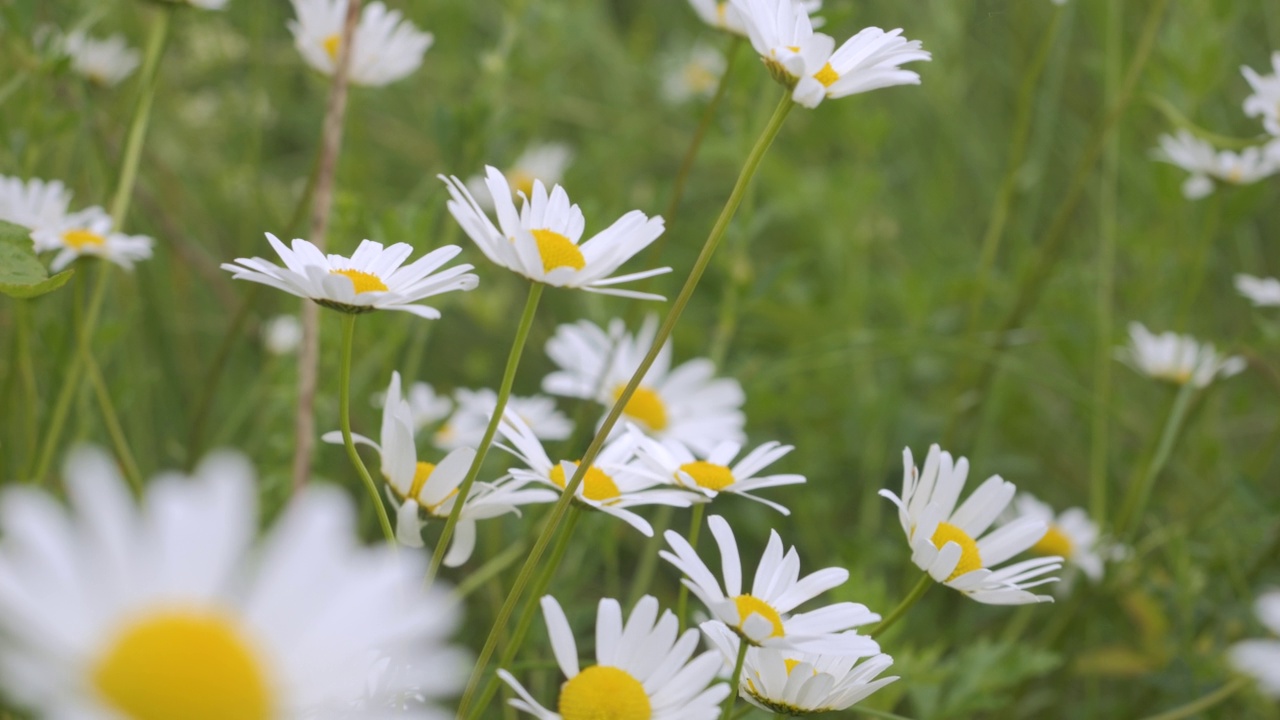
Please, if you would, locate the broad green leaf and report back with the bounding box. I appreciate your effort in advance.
[0,221,75,299]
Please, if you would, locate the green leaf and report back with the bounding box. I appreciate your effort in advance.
[0,221,75,299]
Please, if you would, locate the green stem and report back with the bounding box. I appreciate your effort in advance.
[339,314,396,545]
[626,505,674,606]
[85,353,143,494]
[1117,380,1197,538]
[1136,676,1250,720]
[109,4,173,228]
[869,573,933,639]
[676,503,706,632]
[721,638,749,720]
[430,282,544,577]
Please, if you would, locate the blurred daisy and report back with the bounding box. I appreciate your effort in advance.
[161,0,231,9]
[496,410,699,536]
[1153,131,1279,199]
[1229,591,1280,698]
[465,143,574,210]
[686,0,822,36]
[663,42,727,104]
[1117,322,1246,387]
[661,514,881,652]
[261,314,303,355]
[880,444,1063,605]
[701,622,896,715]
[0,175,73,235]
[1236,274,1280,307]
[62,30,139,86]
[0,446,465,718]
[31,206,153,272]
[406,382,454,430]
[440,168,670,299]
[542,315,746,455]
[288,0,433,87]
[629,432,805,514]
[498,595,729,720]
[1242,52,1280,136]
[434,388,571,451]
[221,233,478,317]
[1008,494,1107,586]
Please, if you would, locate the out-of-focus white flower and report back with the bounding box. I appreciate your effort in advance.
[1153,131,1279,199]
[686,0,823,36]
[1229,591,1280,698]
[1242,52,1280,136]
[288,0,433,87]
[1236,274,1280,307]
[1007,494,1109,587]
[30,206,153,272]
[464,144,574,211]
[156,0,231,9]
[406,382,454,430]
[261,314,303,355]
[0,175,73,236]
[434,389,571,451]
[1117,322,1246,387]
[662,42,727,104]
[62,30,140,86]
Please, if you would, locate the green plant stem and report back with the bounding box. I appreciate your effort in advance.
[1116,380,1197,538]
[85,353,143,494]
[1136,676,1250,720]
[676,503,706,632]
[186,285,259,469]
[626,505,673,606]
[338,314,396,545]
[455,92,795,720]
[430,282,544,577]
[721,638,749,720]
[869,573,933,639]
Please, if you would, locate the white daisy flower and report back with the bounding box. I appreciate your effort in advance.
[1242,51,1280,136]
[440,168,671,299]
[221,233,478,317]
[661,514,882,652]
[406,381,455,430]
[464,143,574,211]
[262,314,304,355]
[496,410,700,536]
[686,0,822,36]
[322,372,555,560]
[288,0,433,87]
[1153,131,1280,199]
[498,595,730,720]
[162,0,231,9]
[1117,322,1246,388]
[1007,494,1108,586]
[542,315,746,455]
[434,388,571,451]
[629,432,805,514]
[1236,274,1280,307]
[1229,591,1280,698]
[0,175,73,235]
[879,444,1063,605]
[30,206,153,272]
[701,621,896,716]
[61,30,140,86]
[662,42,728,104]
[0,446,466,719]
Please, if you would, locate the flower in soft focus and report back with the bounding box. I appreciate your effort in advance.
[1153,131,1279,199]
[629,431,805,514]
[701,622,896,715]
[31,206,153,272]
[440,168,670,298]
[0,446,466,718]
[498,595,729,720]
[686,0,822,36]
[464,143,574,211]
[434,388,571,451]
[406,381,454,430]
[496,411,699,536]
[322,372,555,558]
[1007,494,1109,587]
[1117,322,1246,387]
[288,0,432,87]
[880,445,1063,605]
[542,316,746,455]
[662,42,727,104]
[0,175,73,236]
[662,514,882,651]
[1229,591,1280,698]
[61,30,140,86]
[1242,52,1280,136]
[1236,274,1280,307]
[261,314,303,355]
[164,0,231,9]
[222,233,478,317]
[732,0,929,109]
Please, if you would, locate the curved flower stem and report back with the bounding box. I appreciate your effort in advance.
[869,573,933,639]
[338,314,396,546]
[430,282,545,577]
[1136,676,1250,720]
[1116,380,1197,538]
[676,503,707,632]
[720,638,750,720]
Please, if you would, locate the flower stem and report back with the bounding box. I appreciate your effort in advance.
[1136,676,1250,720]
[721,637,749,720]
[1116,380,1197,538]
[869,573,933,639]
[339,314,396,546]
[676,503,706,632]
[85,353,143,494]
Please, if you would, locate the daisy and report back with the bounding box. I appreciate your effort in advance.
[629,432,805,514]
[661,515,881,652]
[1117,322,1246,388]
[30,206,153,272]
[1235,274,1280,307]
[406,381,455,430]
[61,30,140,86]
[221,233,478,317]
[439,168,670,299]
[498,595,730,720]
[662,42,728,104]
[262,314,304,355]
[322,372,555,560]
[1242,51,1280,136]
[496,410,700,536]
[879,444,1063,605]
[701,622,896,716]
[288,0,433,87]
[542,315,746,455]
[0,446,466,719]
[161,0,231,9]
[1229,591,1280,698]
[0,175,74,236]
[1153,131,1279,199]
[1007,494,1108,586]
[434,388,571,451]
[465,143,574,211]
[686,0,822,36]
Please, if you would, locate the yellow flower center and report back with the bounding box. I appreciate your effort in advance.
[684,62,720,94]
[814,62,839,88]
[1031,524,1074,558]
[330,268,388,294]
[732,594,785,638]
[930,522,983,581]
[715,1,728,24]
[1226,167,1244,184]
[558,665,650,720]
[322,33,342,60]
[531,228,586,273]
[509,170,536,198]
[63,229,106,250]
[550,462,622,503]
[678,461,734,491]
[93,611,271,720]
[784,658,802,674]
[612,384,668,432]
[409,462,436,502]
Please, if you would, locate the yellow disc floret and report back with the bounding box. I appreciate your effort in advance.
[330,268,388,294]
[1031,524,1073,558]
[678,461,735,492]
[550,462,622,503]
[732,594,785,639]
[509,170,536,198]
[531,228,586,273]
[409,462,436,502]
[813,63,840,88]
[63,229,107,250]
[558,665,650,720]
[322,33,342,60]
[612,385,668,432]
[930,522,983,581]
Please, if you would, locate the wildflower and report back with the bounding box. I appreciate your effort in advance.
[1242,51,1280,136]
[465,143,574,211]
[1235,274,1280,307]
[1007,494,1109,586]
[880,445,1063,605]
[221,233,478,317]
[405,381,454,430]
[162,0,231,9]
[288,0,432,86]
[62,30,140,86]
[499,595,730,720]
[1153,131,1279,199]
[261,314,303,355]
[31,206,153,272]
[662,42,728,104]
[434,388,571,451]
[1228,591,1280,698]
[629,432,805,514]
[0,175,74,236]
[686,0,822,37]
[1117,322,1246,387]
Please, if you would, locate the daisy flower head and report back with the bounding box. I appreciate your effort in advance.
[465,143,574,211]
[1242,51,1280,136]
[499,595,730,720]
[440,168,670,299]
[406,381,454,430]
[879,444,1063,605]
[1008,494,1109,586]
[629,431,805,514]
[61,30,140,86]
[662,42,728,104]
[0,445,466,719]
[1153,130,1280,199]
[1117,322,1246,388]
[221,233,478,317]
[661,515,882,652]
[0,175,73,235]
[261,314,303,355]
[1229,591,1280,698]
[542,315,746,455]
[1236,274,1280,307]
[31,206,153,272]
[686,0,822,36]
[288,0,433,87]
[434,388,571,451]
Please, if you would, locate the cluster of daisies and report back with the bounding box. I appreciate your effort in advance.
[0,175,153,273]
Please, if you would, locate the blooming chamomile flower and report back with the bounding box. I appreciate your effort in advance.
[1229,591,1280,698]
[1117,322,1246,387]
[61,30,140,86]
[0,175,73,235]
[31,206,153,272]
[1236,274,1280,307]
[434,388,571,451]
[499,595,730,720]
[543,316,746,455]
[288,0,433,87]
[1242,51,1280,136]
[465,143,574,211]
[0,446,466,719]
[262,314,304,355]
[880,444,1062,605]
[629,432,805,514]
[1007,494,1109,586]
[662,42,728,104]
[686,0,822,36]
[222,233,478,317]
[1153,131,1279,199]
[662,515,881,652]
[440,168,670,298]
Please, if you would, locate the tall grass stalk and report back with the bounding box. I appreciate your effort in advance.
[1117,380,1198,538]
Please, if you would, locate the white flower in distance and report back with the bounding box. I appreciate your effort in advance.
[0,175,73,235]
[31,206,153,272]
[880,445,1063,605]
[1236,274,1280,307]
[686,0,822,36]
[701,622,896,716]
[261,314,304,355]
[1153,131,1279,200]
[1242,52,1280,136]
[661,515,882,652]
[440,168,670,299]
[731,0,929,109]
[434,388,571,451]
[542,316,746,455]
[62,30,140,86]
[499,595,730,720]
[288,0,432,87]
[629,431,805,514]
[162,0,231,9]
[663,42,728,104]
[406,381,454,430]
[0,446,466,719]
[1229,591,1280,698]
[1007,494,1109,586]
[464,143,574,211]
[222,233,478,317]
[1117,322,1246,387]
